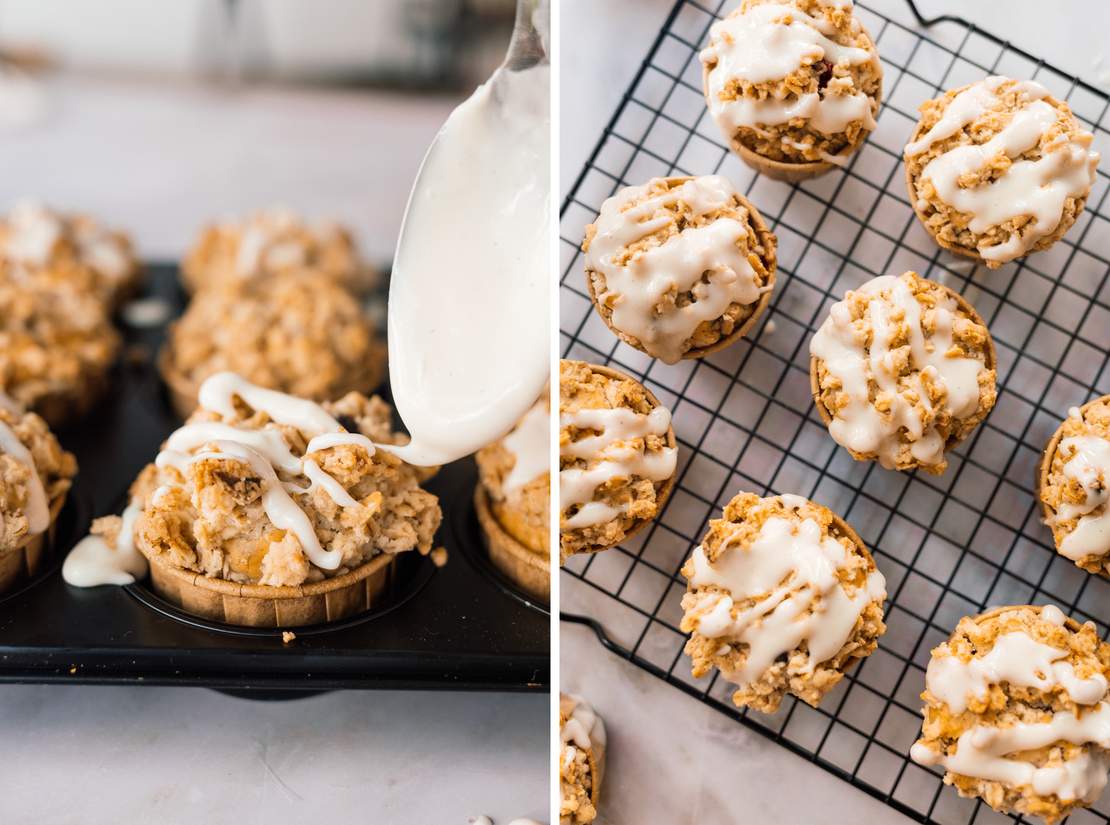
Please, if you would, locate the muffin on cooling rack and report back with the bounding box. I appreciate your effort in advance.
[119,372,440,626]
[559,359,677,563]
[582,175,776,364]
[905,76,1099,268]
[0,202,141,308]
[0,403,76,595]
[810,271,997,474]
[560,693,606,825]
[0,277,120,426]
[911,604,1110,824]
[182,206,374,293]
[700,0,882,180]
[680,492,886,713]
[1039,397,1110,577]
[160,270,385,418]
[475,393,550,601]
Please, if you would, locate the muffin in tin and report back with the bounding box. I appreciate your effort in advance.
[701,0,882,180]
[680,492,886,712]
[559,359,677,562]
[582,175,776,364]
[810,271,997,474]
[559,693,606,825]
[911,604,1110,824]
[905,76,1098,268]
[160,270,385,418]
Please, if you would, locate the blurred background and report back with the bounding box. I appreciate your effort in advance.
[0,0,515,261]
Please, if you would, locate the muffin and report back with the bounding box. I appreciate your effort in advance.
[0,202,141,308]
[582,175,776,364]
[182,207,373,293]
[0,277,121,426]
[118,371,440,626]
[159,271,385,419]
[0,404,76,594]
[559,360,677,562]
[701,0,882,180]
[560,693,606,825]
[810,271,997,474]
[905,76,1099,268]
[1039,398,1110,577]
[911,605,1110,824]
[475,394,550,601]
[680,492,886,712]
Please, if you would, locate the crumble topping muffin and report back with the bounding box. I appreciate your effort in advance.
[475,394,550,600]
[681,492,886,713]
[560,693,606,825]
[701,0,882,178]
[0,277,121,426]
[160,270,385,417]
[0,202,141,308]
[911,605,1110,824]
[182,207,373,293]
[810,271,996,474]
[1039,398,1110,577]
[559,360,677,562]
[905,76,1099,268]
[582,175,776,364]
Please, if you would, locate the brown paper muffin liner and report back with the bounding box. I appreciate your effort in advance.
[474,485,550,603]
[136,531,398,627]
[810,280,996,465]
[0,489,68,596]
[585,176,777,361]
[560,693,606,814]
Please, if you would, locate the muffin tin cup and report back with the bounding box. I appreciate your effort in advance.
[473,485,550,604]
[584,176,777,362]
[157,345,201,420]
[0,491,68,597]
[809,279,997,469]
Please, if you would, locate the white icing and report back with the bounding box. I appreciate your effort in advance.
[198,372,344,436]
[686,508,886,686]
[62,501,148,587]
[561,693,606,750]
[1049,434,1110,560]
[232,208,310,277]
[906,77,1099,265]
[0,419,49,535]
[560,405,676,529]
[1,202,130,282]
[585,176,767,364]
[809,273,988,470]
[500,399,550,497]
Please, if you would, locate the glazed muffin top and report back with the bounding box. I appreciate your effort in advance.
[0,202,140,307]
[0,404,76,552]
[680,492,885,712]
[582,175,775,364]
[911,605,1110,824]
[905,76,1098,268]
[1041,400,1110,576]
[131,372,440,586]
[701,0,881,165]
[559,360,677,560]
[810,271,996,474]
[182,207,371,293]
[163,270,384,402]
[559,693,604,825]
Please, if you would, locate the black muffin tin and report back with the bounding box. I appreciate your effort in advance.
[0,265,549,692]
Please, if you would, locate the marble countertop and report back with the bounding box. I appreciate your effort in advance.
[560,1,1109,824]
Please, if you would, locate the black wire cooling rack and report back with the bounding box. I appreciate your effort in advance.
[559,1,1110,823]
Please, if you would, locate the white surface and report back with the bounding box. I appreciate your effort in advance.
[560,1,1109,824]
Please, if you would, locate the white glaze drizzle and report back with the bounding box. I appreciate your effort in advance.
[561,693,607,750]
[809,273,987,470]
[905,76,1099,264]
[0,419,48,534]
[1049,432,1110,560]
[500,399,550,497]
[686,501,886,686]
[1,202,129,280]
[586,175,766,364]
[560,406,676,529]
[61,501,148,586]
[232,208,312,277]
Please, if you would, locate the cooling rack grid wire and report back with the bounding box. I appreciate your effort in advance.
[559,1,1110,823]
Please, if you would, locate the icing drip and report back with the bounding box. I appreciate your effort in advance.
[560,406,676,529]
[906,77,1099,264]
[561,693,607,750]
[500,399,550,497]
[2,202,130,280]
[586,176,766,364]
[701,3,877,140]
[687,507,886,686]
[809,274,987,469]
[233,208,310,277]
[0,419,49,534]
[1050,434,1110,560]
[62,501,148,586]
